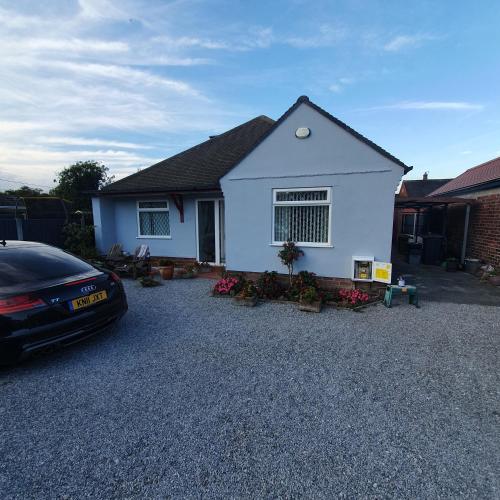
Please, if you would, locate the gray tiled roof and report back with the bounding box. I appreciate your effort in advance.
[100,115,275,195]
[402,179,452,197]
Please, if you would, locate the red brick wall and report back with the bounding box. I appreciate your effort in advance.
[447,194,500,267]
[466,194,500,267]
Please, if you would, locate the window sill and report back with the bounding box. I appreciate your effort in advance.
[269,242,333,248]
[136,236,172,240]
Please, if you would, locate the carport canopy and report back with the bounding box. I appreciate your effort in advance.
[395,195,474,210]
[395,195,475,264]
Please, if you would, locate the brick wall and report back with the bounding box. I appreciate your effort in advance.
[447,194,500,267]
[466,193,500,267]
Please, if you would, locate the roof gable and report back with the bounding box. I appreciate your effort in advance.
[226,96,412,176]
[430,156,500,196]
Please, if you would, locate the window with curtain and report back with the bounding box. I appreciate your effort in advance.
[273,188,331,246]
[137,201,170,237]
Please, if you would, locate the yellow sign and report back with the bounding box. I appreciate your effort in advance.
[373,262,392,284]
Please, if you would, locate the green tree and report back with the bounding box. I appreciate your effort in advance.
[4,185,45,197]
[51,161,113,211]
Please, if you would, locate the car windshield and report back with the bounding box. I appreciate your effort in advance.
[0,245,95,287]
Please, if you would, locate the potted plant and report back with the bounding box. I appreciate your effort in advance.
[445,257,458,272]
[158,259,175,280]
[234,281,258,307]
[183,263,198,278]
[298,286,322,313]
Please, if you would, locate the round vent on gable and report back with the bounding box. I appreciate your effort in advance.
[295,127,310,139]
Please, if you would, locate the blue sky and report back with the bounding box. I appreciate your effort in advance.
[0,0,499,191]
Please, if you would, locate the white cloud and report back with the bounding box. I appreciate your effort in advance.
[384,34,436,52]
[153,35,230,50]
[0,3,245,190]
[460,150,472,155]
[78,0,129,21]
[367,101,484,111]
[44,61,205,97]
[285,24,345,48]
[329,76,355,93]
[36,136,153,149]
[2,37,129,53]
[396,101,483,110]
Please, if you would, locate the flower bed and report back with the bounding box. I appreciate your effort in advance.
[212,274,379,310]
[212,242,381,311]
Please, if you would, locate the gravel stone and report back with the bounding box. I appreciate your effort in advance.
[0,279,499,498]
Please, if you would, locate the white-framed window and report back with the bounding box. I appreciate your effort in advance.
[136,200,170,238]
[272,187,332,247]
[401,212,427,237]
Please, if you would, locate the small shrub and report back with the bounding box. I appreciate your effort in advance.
[240,281,258,298]
[213,277,240,295]
[319,290,335,303]
[256,271,283,299]
[278,240,304,286]
[338,288,369,306]
[300,286,319,304]
[184,263,197,274]
[63,223,97,259]
[289,271,318,300]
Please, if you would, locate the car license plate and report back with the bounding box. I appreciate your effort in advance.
[70,290,107,311]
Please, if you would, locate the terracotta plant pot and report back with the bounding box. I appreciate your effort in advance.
[159,265,174,280]
[299,300,322,313]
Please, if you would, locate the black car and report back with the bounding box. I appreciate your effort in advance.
[0,241,127,364]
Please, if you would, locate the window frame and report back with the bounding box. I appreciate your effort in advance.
[136,200,171,239]
[271,187,332,248]
[401,213,416,237]
[401,212,427,238]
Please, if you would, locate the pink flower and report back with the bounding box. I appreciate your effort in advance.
[214,277,239,295]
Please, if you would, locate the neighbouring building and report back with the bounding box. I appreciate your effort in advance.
[394,173,451,240]
[429,156,500,267]
[92,96,411,284]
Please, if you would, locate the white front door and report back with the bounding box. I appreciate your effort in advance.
[196,199,225,265]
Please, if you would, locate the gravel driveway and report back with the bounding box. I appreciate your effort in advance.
[1,279,499,499]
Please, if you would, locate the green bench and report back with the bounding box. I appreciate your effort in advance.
[383,285,420,308]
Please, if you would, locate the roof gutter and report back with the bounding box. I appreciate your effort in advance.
[92,187,223,198]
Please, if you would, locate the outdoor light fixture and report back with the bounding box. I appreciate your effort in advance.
[295,127,311,139]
